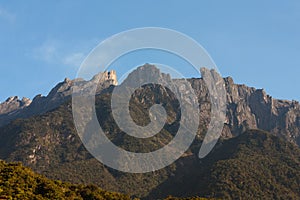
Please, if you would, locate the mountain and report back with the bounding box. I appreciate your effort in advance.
[0,70,118,128]
[0,107,299,199]
[0,96,31,115]
[2,65,299,146]
[0,64,299,199]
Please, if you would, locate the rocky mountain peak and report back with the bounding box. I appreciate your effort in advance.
[0,96,32,115]
[6,96,18,103]
[21,97,32,106]
[1,64,300,146]
[91,70,118,86]
[0,70,118,127]
[123,64,172,87]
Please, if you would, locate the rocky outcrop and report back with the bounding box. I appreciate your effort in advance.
[115,65,300,146]
[0,96,32,115]
[189,75,300,146]
[0,70,118,127]
[1,65,300,146]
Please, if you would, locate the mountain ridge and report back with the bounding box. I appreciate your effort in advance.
[0,70,118,128]
[0,64,300,198]
[1,65,300,146]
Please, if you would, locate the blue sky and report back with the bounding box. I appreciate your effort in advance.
[0,1,300,102]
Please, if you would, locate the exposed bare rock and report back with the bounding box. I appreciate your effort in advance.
[116,65,300,146]
[0,96,32,115]
[1,65,300,147]
[188,74,300,146]
[0,70,118,127]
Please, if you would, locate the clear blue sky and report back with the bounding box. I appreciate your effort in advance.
[0,1,300,102]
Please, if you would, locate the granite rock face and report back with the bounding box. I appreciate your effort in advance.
[0,96,32,115]
[188,75,300,146]
[1,65,300,146]
[0,70,117,127]
[117,65,300,146]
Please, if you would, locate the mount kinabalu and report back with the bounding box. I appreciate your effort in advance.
[1,64,299,145]
[0,64,299,199]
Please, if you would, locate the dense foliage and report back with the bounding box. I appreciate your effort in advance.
[0,160,212,200]
[0,160,132,200]
[0,85,299,199]
[148,130,300,199]
[205,130,300,199]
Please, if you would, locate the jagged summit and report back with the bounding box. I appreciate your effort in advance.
[0,65,299,199]
[0,96,31,115]
[122,64,171,87]
[90,70,118,85]
[0,64,299,199]
[0,64,300,146]
[0,70,118,127]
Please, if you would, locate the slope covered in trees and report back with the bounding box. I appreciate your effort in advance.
[0,65,299,199]
[0,160,212,200]
[0,160,132,200]
[148,130,300,199]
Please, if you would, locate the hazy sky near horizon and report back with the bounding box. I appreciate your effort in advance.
[0,1,300,102]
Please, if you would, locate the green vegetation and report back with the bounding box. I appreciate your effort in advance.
[0,160,212,200]
[0,160,132,200]
[148,130,300,199]
[206,130,300,199]
[0,85,299,199]
[0,88,180,198]
[164,197,210,200]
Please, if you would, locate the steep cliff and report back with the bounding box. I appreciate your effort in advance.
[0,64,300,198]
